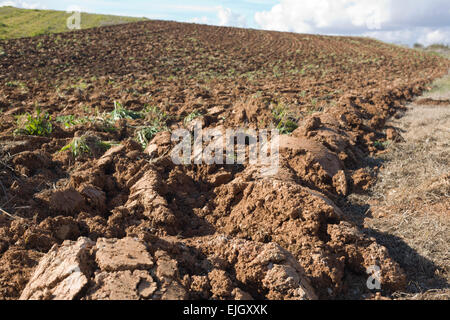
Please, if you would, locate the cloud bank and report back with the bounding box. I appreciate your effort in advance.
[217,6,247,28]
[0,0,45,9]
[191,6,247,28]
[254,0,450,46]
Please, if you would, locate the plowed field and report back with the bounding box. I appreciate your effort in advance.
[0,20,448,300]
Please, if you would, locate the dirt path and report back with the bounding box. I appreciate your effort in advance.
[345,71,450,300]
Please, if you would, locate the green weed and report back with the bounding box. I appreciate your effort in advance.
[60,135,113,158]
[6,80,25,89]
[374,140,390,150]
[55,115,87,128]
[15,107,53,136]
[131,105,170,149]
[110,101,142,120]
[60,136,91,158]
[272,102,299,134]
[135,126,165,149]
[184,110,203,125]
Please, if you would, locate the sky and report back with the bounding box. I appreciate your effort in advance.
[1,0,450,46]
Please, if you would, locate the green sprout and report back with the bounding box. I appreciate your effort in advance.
[60,136,114,158]
[134,105,170,149]
[55,115,87,128]
[374,140,390,150]
[14,107,53,136]
[272,102,299,134]
[135,126,163,149]
[110,101,142,120]
[184,110,203,125]
[60,137,91,158]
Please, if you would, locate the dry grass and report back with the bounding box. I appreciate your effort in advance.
[423,71,450,100]
[376,104,450,204]
[345,72,450,300]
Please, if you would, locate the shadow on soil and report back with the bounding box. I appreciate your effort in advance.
[339,188,450,298]
[336,131,449,297]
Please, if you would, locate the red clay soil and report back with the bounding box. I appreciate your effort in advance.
[0,20,449,300]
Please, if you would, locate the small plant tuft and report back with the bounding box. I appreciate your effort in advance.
[60,136,91,158]
[135,105,170,149]
[184,110,203,125]
[272,102,299,134]
[55,115,87,128]
[110,101,142,120]
[374,140,390,150]
[136,126,163,149]
[60,135,114,158]
[15,107,53,136]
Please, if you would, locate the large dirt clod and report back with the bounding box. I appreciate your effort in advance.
[19,237,94,300]
[20,235,318,300]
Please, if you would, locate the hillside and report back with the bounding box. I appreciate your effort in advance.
[0,19,449,300]
[0,6,146,39]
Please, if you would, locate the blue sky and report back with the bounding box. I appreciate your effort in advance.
[1,0,450,46]
[1,0,278,27]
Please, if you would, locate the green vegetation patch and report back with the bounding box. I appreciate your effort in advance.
[60,135,114,158]
[144,105,170,124]
[184,110,203,125]
[0,6,147,40]
[272,102,299,134]
[55,114,88,128]
[14,107,53,136]
[135,126,165,149]
[110,101,142,120]
[60,136,92,158]
[135,106,170,149]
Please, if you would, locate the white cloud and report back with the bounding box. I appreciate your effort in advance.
[364,27,450,46]
[217,6,247,28]
[190,6,248,28]
[0,0,45,9]
[418,28,450,46]
[255,0,450,46]
[190,16,210,25]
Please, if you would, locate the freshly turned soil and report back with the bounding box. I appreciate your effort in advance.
[0,20,448,300]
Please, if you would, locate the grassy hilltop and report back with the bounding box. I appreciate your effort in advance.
[0,6,147,39]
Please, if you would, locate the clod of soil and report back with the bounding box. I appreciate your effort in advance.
[21,236,317,300]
